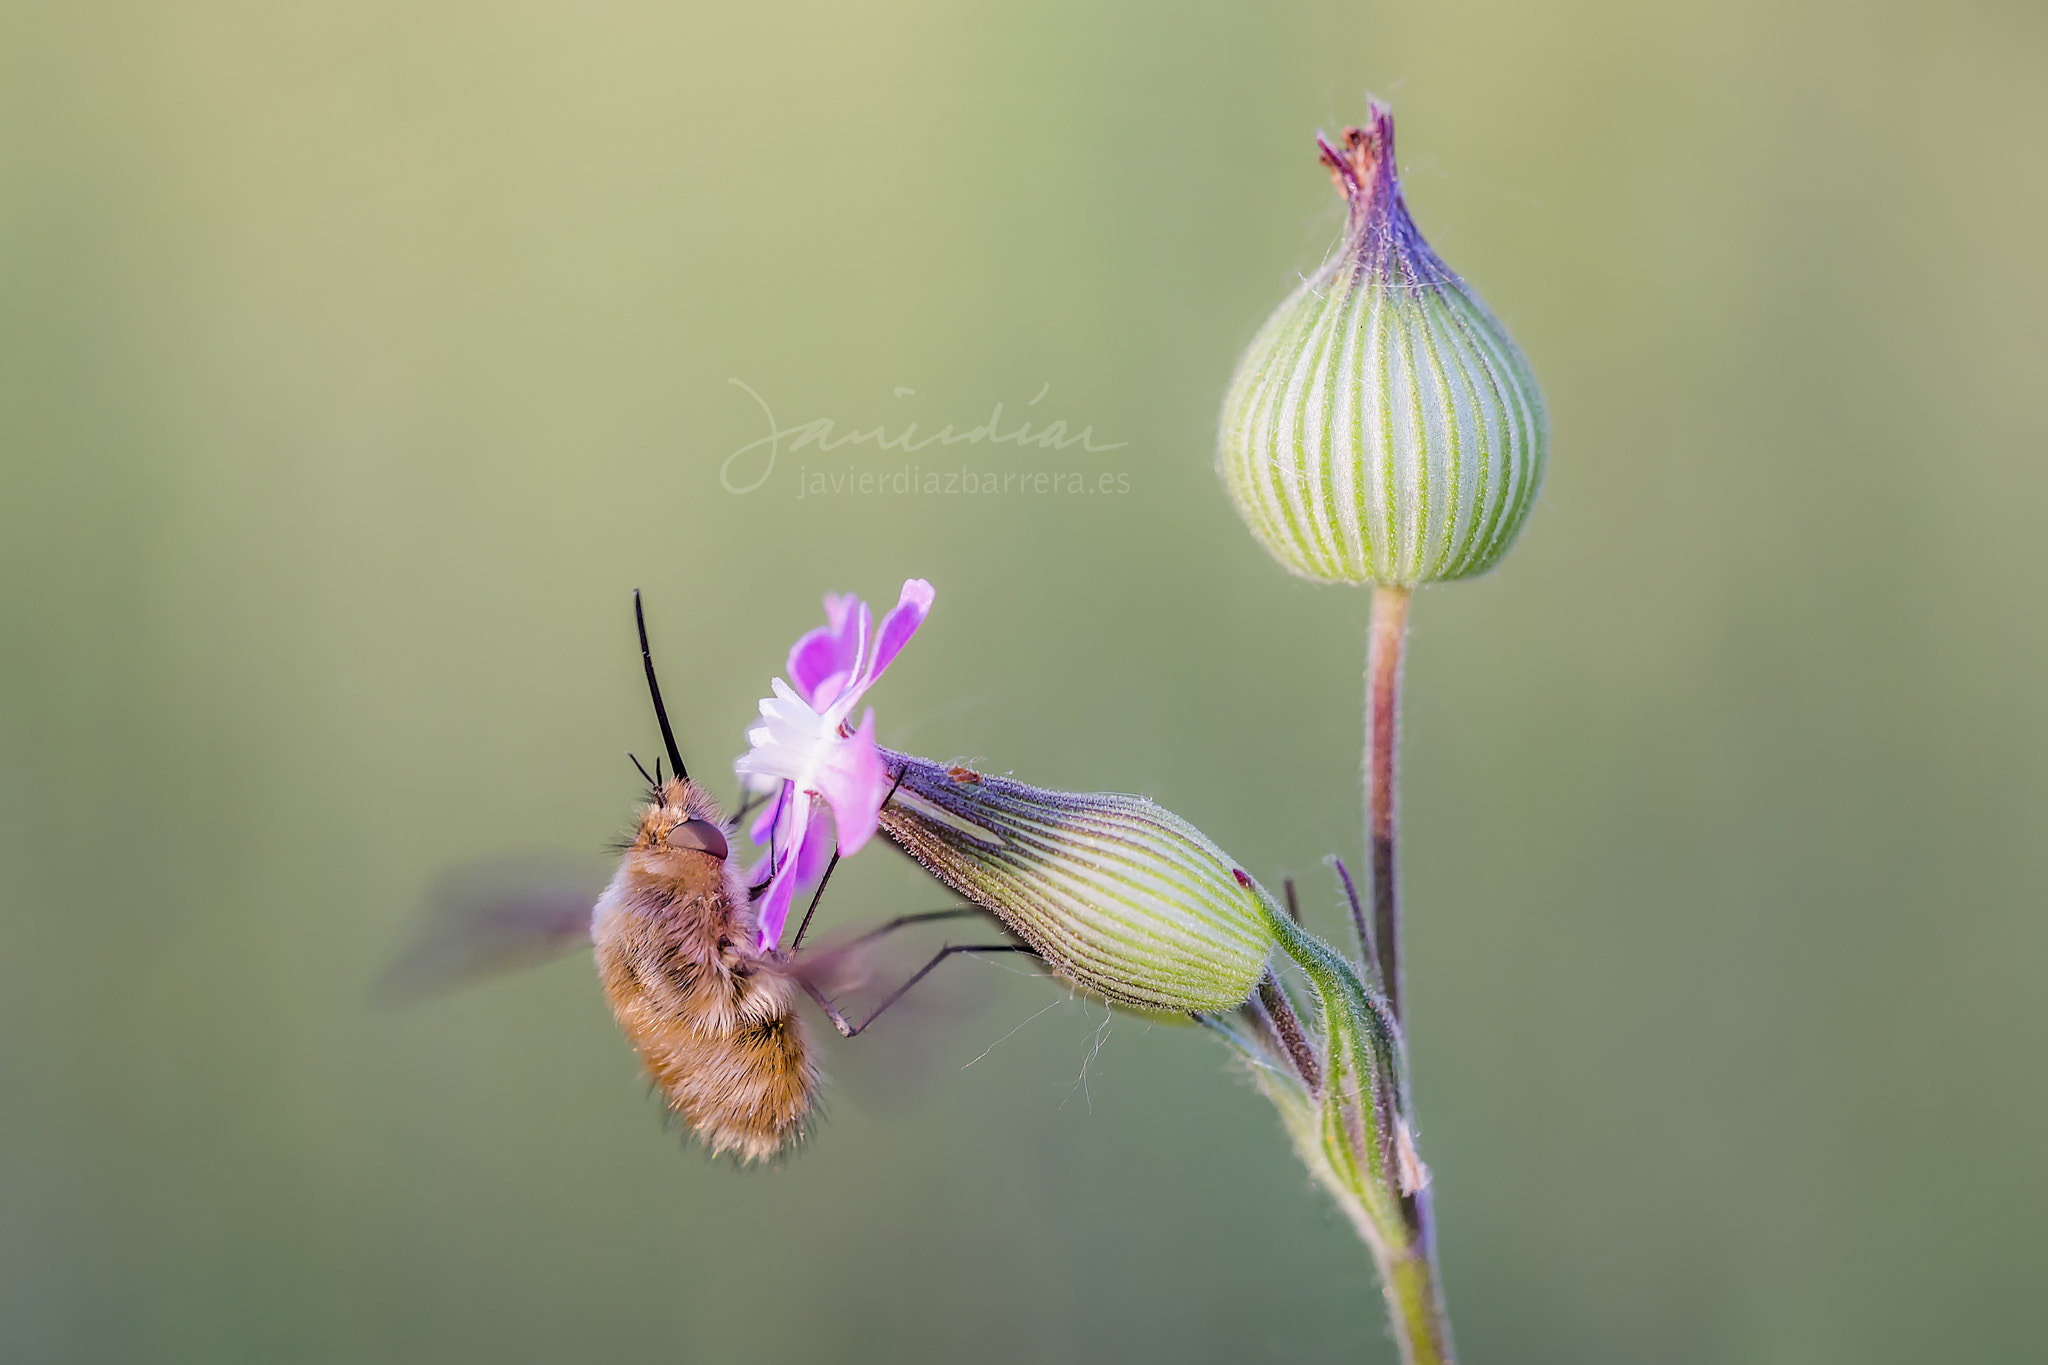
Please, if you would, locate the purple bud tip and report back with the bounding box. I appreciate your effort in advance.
[1312,100,1448,290]
[1315,99,1398,221]
[1233,868,1253,889]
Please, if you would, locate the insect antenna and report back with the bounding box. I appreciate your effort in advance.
[628,752,659,791]
[632,589,688,782]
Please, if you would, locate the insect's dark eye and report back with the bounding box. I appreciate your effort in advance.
[666,818,729,860]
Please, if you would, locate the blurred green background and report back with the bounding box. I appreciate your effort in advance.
[4,1,2045,1360]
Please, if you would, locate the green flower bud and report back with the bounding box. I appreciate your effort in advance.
[879,747,1443,1340]
[877,752,1279,1013]
[1218,101,1547,585]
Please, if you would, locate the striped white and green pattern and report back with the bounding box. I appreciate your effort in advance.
[877,752,1277,1013]
[1218,116,1547,585]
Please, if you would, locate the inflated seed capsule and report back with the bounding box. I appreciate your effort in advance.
[1218,101,1547,585]
[876,752,1282,1014]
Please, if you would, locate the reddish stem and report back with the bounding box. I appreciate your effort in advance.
[1367,584,1411,1022]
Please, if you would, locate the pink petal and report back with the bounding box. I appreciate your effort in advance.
[786,592,863,705]
[808,669,852,711]
[746,781,794,886]
[849,601,875,687]
[785,631,840,703]
[821,592,858,635]
[865,579,934,691]
[754,868,799,952]
[747,774,848,886]
[813,709,889,856]
[748,792,780,848]
[754,795,813,951]
[791,807,837,884]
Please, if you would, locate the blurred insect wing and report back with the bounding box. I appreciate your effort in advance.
[375,853,608,1004]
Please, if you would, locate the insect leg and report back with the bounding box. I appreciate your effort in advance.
[729,786,769,828]
[786,905,989,965]
[804,943,1041,1038]
[786,852,975,954]
[750,784,792,903]
[785,849,842,954]
[843,905,987,947]
[782,768,913,951]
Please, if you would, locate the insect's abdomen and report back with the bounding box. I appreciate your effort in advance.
[592,865,817,1162]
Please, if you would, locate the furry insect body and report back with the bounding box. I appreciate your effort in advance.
[591,776,817,1162]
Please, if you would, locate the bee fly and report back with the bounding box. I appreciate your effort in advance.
[386,592,1034,1162]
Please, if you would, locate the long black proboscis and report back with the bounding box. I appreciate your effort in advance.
[632,589,688,782]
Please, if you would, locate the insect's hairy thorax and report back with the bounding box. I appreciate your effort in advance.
[590,777,817,1161]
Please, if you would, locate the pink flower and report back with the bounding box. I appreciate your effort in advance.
[735,579,934,951]
[744,589,881,885]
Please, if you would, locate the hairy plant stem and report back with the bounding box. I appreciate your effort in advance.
[1382,1239,1455,1365]
[1202,587,1454,1361]
[1256,906,1453,1365]
[1365,583,1454,1364]
[1367,584,1409,1019]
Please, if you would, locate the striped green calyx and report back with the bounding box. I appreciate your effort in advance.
[876,751,1280,1013]
[1206,898,1450,1361]
[1218,101,1547,585]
